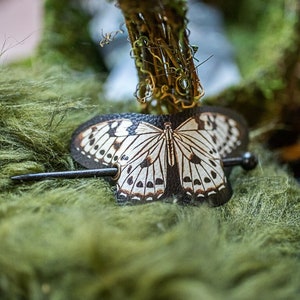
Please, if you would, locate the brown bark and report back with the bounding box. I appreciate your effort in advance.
[118,0,204,114]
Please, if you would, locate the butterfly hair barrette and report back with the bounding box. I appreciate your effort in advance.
[11,106,257,206]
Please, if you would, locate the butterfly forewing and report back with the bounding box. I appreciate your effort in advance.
[72,119,135,168]
[199,113,243,157]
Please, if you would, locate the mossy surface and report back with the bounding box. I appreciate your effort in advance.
[0,0,299,299]
[1,58,300,300]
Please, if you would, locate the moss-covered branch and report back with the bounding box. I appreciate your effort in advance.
[118,0,203,114]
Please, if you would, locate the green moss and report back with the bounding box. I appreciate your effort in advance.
[0,63,134,190]
[0,59,300,299]
[203,0,300,127]
[226,0,298,79]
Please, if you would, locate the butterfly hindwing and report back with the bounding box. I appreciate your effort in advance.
[116,122,167,202]
[171,116,229,203]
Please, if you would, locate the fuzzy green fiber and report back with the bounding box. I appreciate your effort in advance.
[0,62,300,300]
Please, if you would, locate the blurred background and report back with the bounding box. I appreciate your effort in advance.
[0,0,241,98]
[1,0,299,180]
[0,0,42,64]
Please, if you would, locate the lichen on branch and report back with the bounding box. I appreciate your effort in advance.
[117,0,204,114]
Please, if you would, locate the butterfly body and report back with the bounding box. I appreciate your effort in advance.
[71,106,248,206]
